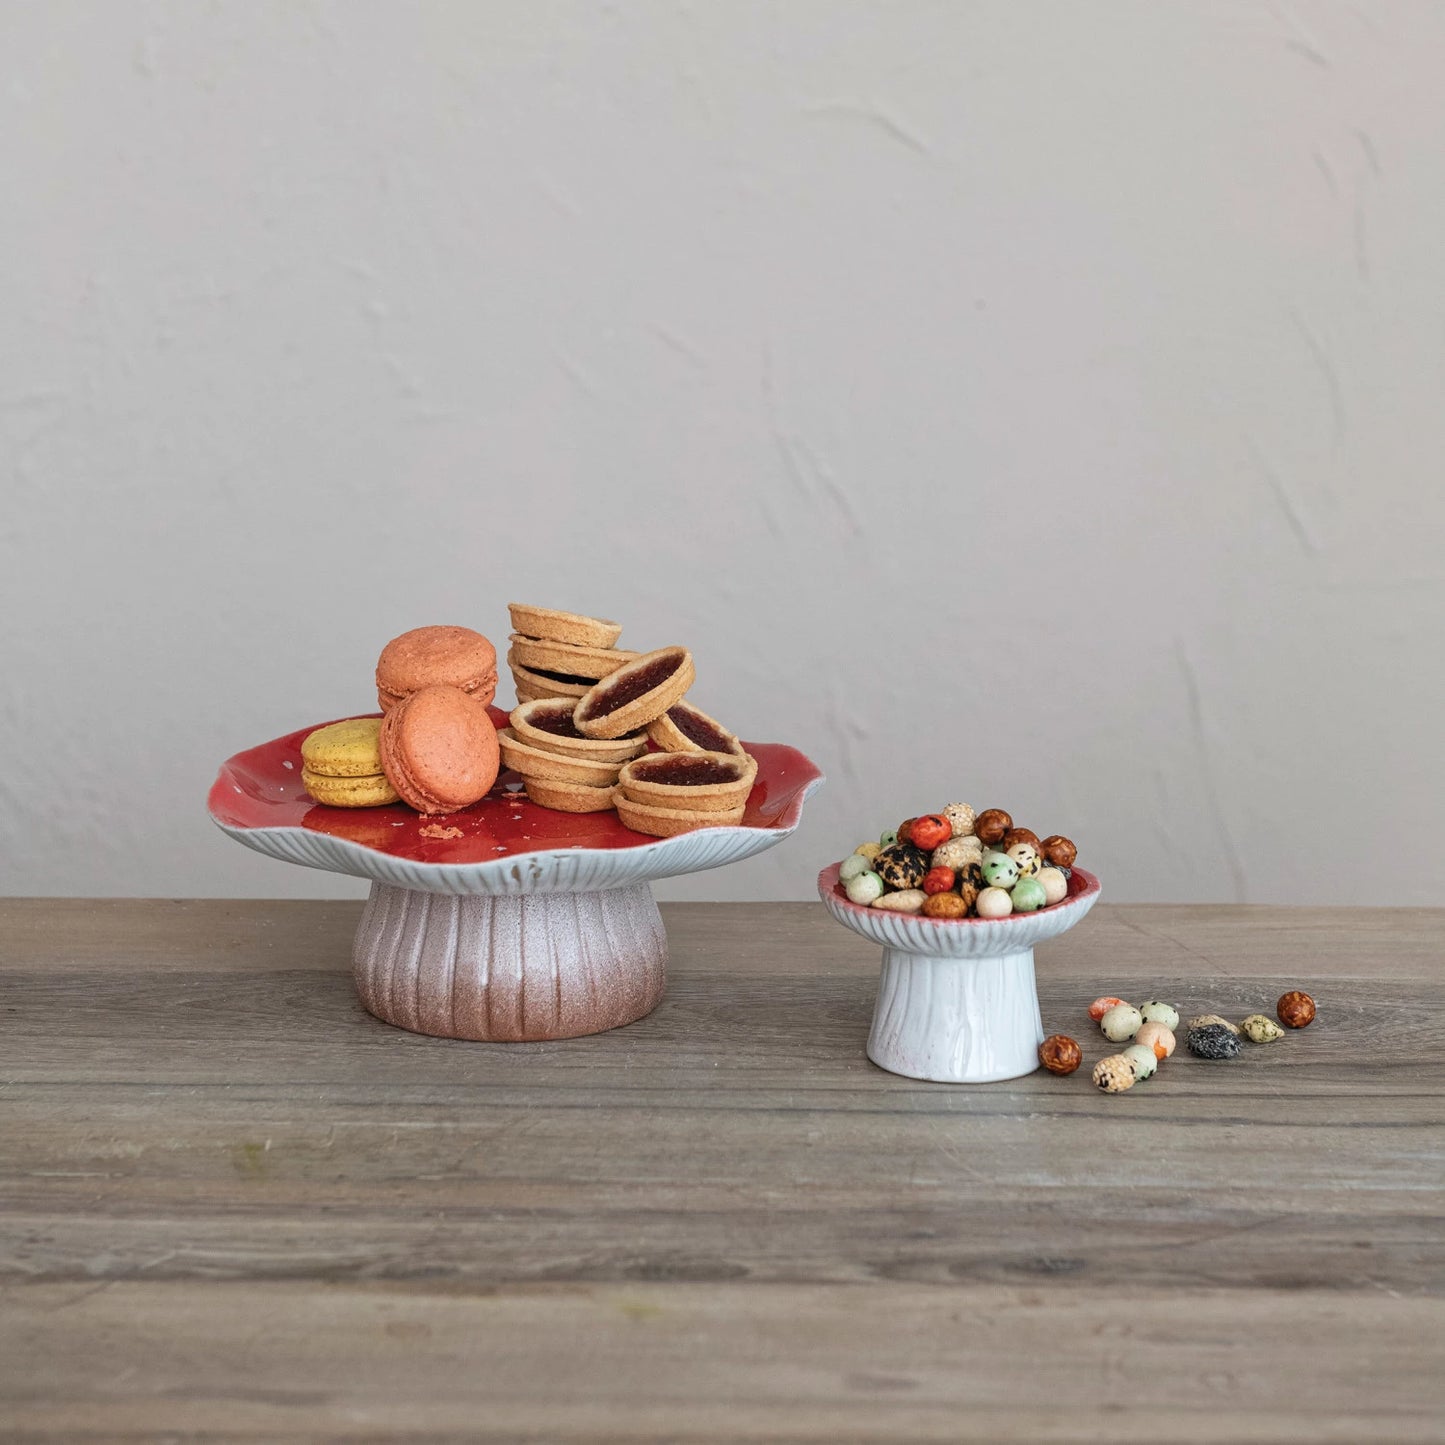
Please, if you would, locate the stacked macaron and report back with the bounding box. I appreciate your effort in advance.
[299,625,501,816]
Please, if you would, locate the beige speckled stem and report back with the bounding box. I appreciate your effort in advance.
[352,881,668,1041]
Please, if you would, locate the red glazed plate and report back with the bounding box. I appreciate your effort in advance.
[211,707,824,896]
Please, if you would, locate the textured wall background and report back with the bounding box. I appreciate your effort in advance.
[2,1,1442,903]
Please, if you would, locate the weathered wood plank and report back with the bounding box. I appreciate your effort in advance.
[0,899,1441,1440]
[1,1282,1441,1441]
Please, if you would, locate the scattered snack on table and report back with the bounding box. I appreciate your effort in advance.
[300,718,400,808]
[1122,1043,1158,1081]
[376,626,498,713]
[1187,1023,1243,1059]
[1277,991,1316,1028]
[1187,1014,1240,1035]
[379,684,501,815]
[1241,1013,1286,1043]
[507,603,623,651]
[1093,1055,1136,1093]
[1139,1000,1180,1029]
[1135,1021,1176,1058]
[1089,996,1128,1022]
[647,699,746,757]
[1100,1002,1143,1042]
[1040,1035,1083,1074]
[574,646,695,739]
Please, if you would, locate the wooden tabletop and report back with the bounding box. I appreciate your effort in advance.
[1,898,1441,1441]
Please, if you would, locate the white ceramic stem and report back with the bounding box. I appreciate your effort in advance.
[352,881,668,1042]
[867,946,1044,1083]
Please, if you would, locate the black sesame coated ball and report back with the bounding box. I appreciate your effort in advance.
[1188,1023,1243,1060]
[874,842,929,891]
[957,860,985,892]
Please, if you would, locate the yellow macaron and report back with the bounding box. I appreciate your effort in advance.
[300,718,399,808]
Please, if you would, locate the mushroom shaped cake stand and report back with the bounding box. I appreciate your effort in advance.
[818,864,1101,1083]
[210,709,822,1042]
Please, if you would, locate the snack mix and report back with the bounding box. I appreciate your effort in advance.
[1046,989,1319,1095]
[837,806,1078,919]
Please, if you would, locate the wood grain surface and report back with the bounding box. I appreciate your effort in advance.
[1,898,1441,1441]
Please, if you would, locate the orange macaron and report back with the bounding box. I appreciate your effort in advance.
[378,684,501,815]
[375,626,498,712]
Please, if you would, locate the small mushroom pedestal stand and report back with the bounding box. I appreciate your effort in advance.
[209,715,823,1042]
[818,864,1101,1083]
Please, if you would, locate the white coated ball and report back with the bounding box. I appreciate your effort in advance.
[975,886,1014,919]
[1100,1003,1143,1042]
[1037,866,1068,905]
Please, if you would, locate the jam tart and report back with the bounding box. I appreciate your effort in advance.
[617,750,757,813]
[573,646,695,739]
[509,698,647,763]
[646,699,747,758]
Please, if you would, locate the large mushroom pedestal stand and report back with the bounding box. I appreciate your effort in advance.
[818,864,1101,1083]
[210,710,822,1042]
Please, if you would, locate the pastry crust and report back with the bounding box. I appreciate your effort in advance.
[508,653,593,700]
[573,646,695,739]
[617,751,756,813]
[507,603,623,651]
[521,776,618,813]
[497,730,624,788]
[612,788,746,838]
[645,699,746,757]
[508,633,637,681]
[509,699,647,762]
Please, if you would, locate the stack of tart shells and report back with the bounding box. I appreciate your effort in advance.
[507,604,636,704]
[498,698,648,813]
[503,604,758,834]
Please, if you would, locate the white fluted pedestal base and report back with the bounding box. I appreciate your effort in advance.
[867,947,1044,1083]
[352,882,668,1041]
